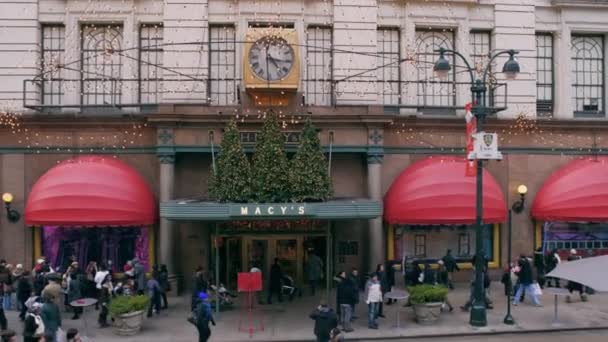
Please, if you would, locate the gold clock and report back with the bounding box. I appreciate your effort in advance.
[243,28,300,91]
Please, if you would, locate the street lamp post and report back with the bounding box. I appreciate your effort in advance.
[434,47,520,327]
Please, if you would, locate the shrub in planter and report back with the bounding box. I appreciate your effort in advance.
[408,285,448,325]
[109,295,150,336]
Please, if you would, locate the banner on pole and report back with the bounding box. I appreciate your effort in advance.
[465,103,477,177]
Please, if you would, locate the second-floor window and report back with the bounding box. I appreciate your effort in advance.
[536,33,554,116]
[81,24,123,106]
[209,25,238,105]
[139,24,163,104]
[377,28,401,105]
[41,24,65,106]
[305,26,333,106]
[415,29,455,113]
[571,35,604,116]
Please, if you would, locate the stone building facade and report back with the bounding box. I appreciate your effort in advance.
[1,0,608,287]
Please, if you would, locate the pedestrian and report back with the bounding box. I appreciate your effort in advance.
[422,263,436,285]
[84,261,97,308]
[67,272,83,320]
[545,248,561,288]
[193,292,215,342]
[146,271,161,317]
[98,274,113,327]
[17,270,32,321]
[533,247,546,288]
[566,249,587,303]
[309,300,338,342]
[500,264,513,297]
[11,264,24,311]
[0,329,16,342]
[384,260,397,304]
[41,274,62,308]
[409,262,422,286]
[306,250,324,296]
[330,327,344,342]
[123,260,134,278]
[335,271,353,332]
[441,249,460,289]
[267,258,283,304]
[436,260,449,287]
[375,264,388,318]
[0,301,6,333]
[40,295,61,342]
[365,273,382,329]
[0,260,13,312]
[191,267,208,311]
[132,258,146,296]
[23,302,44,342]
[461,253,493,311]
[347,268,360,319]
[513,254,541,306]
[66,328,82,342]
[159,264,170,309]
[2,264,14,311]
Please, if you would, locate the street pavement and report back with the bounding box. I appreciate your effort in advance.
[3,282,608,341]
[373,329,608,342]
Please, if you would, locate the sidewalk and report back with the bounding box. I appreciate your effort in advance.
[4,282,608,341]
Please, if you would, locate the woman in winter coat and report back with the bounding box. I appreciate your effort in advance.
[365,273,382,329]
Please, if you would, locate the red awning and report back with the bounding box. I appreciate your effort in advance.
[384,156,507,225]
[25,156,157,226]
[531,157,608,222]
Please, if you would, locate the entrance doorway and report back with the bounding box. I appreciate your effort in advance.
[217,234,327,291]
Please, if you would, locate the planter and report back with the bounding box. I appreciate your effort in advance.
[112,310,145,336]
[413,302,443,325]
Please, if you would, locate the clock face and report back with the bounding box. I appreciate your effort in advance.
[248,37,295,81]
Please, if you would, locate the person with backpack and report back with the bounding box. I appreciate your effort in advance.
[192,292,215,342]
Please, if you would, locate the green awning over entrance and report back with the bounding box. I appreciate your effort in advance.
[160,198,382,221]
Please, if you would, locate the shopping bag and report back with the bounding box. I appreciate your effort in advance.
[532,283,542,296]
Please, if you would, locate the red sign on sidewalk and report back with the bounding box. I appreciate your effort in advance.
[237,272,262,292]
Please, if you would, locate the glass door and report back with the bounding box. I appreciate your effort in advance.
[225,237,241,290]
[276,238,299,283]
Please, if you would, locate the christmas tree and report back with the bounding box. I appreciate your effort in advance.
[290,118,333,202]
[208,119,251,202]
[251,111,291,202]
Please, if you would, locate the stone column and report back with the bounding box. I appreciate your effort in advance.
[157,127,178,293]
[366,127,384,271]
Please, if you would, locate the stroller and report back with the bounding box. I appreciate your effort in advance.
[209,282,237,310]
[281,275,301,301]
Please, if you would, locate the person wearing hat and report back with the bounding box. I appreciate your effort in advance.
[436,260,449,287]
[193,292,215,342]
[41,274,62,308]
[566,249,587,303]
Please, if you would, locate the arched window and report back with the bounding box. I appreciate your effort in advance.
[571,35,604,116]
[81,25,123,106]
[415,29,455,113]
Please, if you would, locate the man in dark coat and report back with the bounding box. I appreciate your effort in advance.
[347,268,360,319]
[441,249,460,289]
[132,258,146,295]
[513,254,541,306]
[193,292,215,342]
[17,271,32,321]
[335,272,353,332]
[310,301,338,342]
[267,258,283,304]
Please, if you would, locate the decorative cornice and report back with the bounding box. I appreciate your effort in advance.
[158,154,175,164]
[157,128,174,145]
[367,154,384,164]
